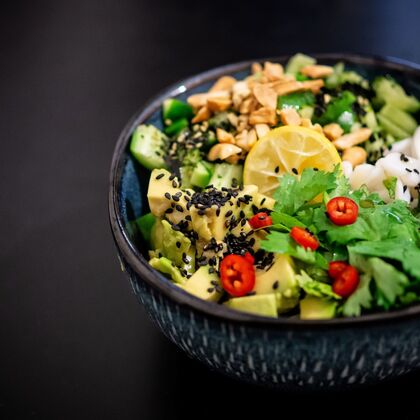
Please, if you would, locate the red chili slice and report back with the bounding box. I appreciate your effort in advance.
[331,265,360,298]
[248,212,273,229]
[220,254,255,297]
[290,226,319,251]
[328,261,348,279]
[326,197,359,226]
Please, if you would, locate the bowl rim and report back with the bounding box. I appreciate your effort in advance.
[109,53,420,329]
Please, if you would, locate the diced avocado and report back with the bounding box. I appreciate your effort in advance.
[190,161,212,188]
[130,125,168,170]
[224,294,278,317]
[300,296,337,320]
[285,53,316,75]
[147,169,189,221]
[373,76,420,113]
[379,104,417,138]
[151,220,195,275]
[134,212,156,243]
[162,98,194,124]
[181,265,223,302]
[164,118,189,136]
[255,192,275,210]
[149,257,186,284]
[253,254,299,313]
[209,163,243,189]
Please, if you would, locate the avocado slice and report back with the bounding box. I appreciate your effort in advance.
[300,296,337,320]
[253,254,299,313]
[151,219,195,275]
[224,294,277,318]
[181,266,222,302]
[149,257,186,284]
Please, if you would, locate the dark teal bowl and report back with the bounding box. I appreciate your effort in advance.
[109,54,420,390]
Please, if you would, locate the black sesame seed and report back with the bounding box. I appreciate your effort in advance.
[176,241,181,249]
[169,174,176,181]
[185,215,192,221]
[406,168,413,173]
[313,168,319,171]
[292,168,298,175]
[164,192,171,200]
[260,198,266,206]
[216,208,221,216]
[175,204,184,212]
[241,218,247,227]
[172,224,181,231]
[414,169,419,174]
[172,180,178,188]
[155,173,164,180]
[239,210,245,219]
[198,209,206,216]
[172,195,180,202]
[272,281,279,290]
[165,208,174,214]
[403,185,408,193]
[207,287,215,293]
[274,166,279,174]
[225,210,233,218]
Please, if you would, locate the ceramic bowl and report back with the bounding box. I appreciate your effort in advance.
[109,54,420,390]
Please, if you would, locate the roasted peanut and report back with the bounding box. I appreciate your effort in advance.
[207,143,242,161]
[249,107,277,125]
[300,65,334,79]
[333,128,372,150]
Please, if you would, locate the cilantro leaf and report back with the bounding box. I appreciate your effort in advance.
[271,212,306,229]
[274,168,337,215]
[348,240,420,280]
[296,270,341,299]
[342,273,373,317]
[260,231,328,269]
[383,176,397,199]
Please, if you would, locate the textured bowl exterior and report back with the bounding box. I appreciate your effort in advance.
[110,54,420,389]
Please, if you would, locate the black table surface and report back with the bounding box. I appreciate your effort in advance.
[1,1,420,418]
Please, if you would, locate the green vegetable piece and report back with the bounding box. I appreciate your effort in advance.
[296,270,341,299]
[325,62,367,89]
[261,232,328,269]
[296,72,310,81]
[285,53,316,74]
[162,98,194,123]
[373,76,420,113]
[130,124,168,170]
[362,108,379,131]
[135,213,156,243]
[378,104,417,138]
[273,167,337,215]
[164,118,189,136]
[315,91,356,133]
[271,212,306,229]
[208,163,243,189]
[149,257,186,284]
[383,176,397,199]
[300,296,337,320]
[190,161,212,188]
[208,112,234,131]
[342,272,372,317]
[277,91,315,110]
[224,294,278,318]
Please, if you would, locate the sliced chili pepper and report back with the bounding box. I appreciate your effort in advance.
[328,261,348,279]
[248,212,273,229]
[290,226,319,251]
[220,254,255,297]
[326,197,359,226]
[331,265,360,298]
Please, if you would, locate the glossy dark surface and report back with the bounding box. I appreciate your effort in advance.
[2,0,420,418]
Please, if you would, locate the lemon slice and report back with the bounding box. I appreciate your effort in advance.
[243,126,341,196]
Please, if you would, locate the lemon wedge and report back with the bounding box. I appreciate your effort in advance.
[243,126,341,196]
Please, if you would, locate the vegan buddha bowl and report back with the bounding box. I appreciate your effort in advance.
[109,54,420,388]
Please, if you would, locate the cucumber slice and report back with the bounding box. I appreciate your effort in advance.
[130,125,168,170]
[379,104,417,135]
[162,99,193,124]
[377,114,411,140]
[164,118,189,136]
[190,162,212,188]
[209,163,243,189]
[285,53,316,74]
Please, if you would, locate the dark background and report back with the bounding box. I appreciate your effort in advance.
[1,1,420,418]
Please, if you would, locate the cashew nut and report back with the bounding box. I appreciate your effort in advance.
[216,128,235,144]
[300,65,334,79]
[249,107,277,126]
[279,108,301,126]
[207,143,242,161]
[342,147,367,167]
[333,128,372,150]
[323,123,344,141]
